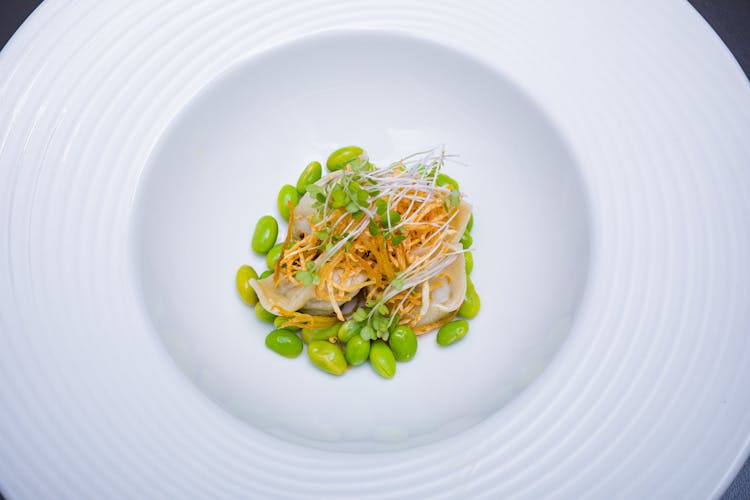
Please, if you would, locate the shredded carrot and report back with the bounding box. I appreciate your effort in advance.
[274,199,296,285]
[413,309,458,335]
[274,307,339,329]
[270,160,464,331]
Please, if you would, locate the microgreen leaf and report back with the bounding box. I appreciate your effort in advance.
[345,201,360,213]
[331,186,347,208]
[306,184,323,197]
[356,190,369,206]
[369,219,380,236]
[360,325,375,340]
[376,199,387,216]
[349,157,369,172]
[372,313,389,332]
[352,307,369,322]
[295,271,314,286]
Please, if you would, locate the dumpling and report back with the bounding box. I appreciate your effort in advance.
[250,269,368,317]
[415,252,467,327]
[291,193,315,237]
[449,200,472,245]
[414,199,472,327]
[250,275,316,315]
[251,191,373,317]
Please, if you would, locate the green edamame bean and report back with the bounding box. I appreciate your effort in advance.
[301,324,340,344]
[337,320,363,343]
[252,215,278,254]
[274,316,300,331]
[389,325,417,362]
[277,184,300,222]
[326,146,365,172]
[369,340,396,379]
[255,302,276,323]
[467,213,474,232]
[266,243,285,269]
[296,161,322,194]
[260,269,273,279]
[345,336,371,366]
[458,279,481,319]
[265,329,303,358]
[437,320,469,346]
[436,173,459,191]
[308,340,347,376]
[235,265,258,306]
[464,251,474,275]
[460,230,473,249]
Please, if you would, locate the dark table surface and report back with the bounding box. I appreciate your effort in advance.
[1,1,749,499]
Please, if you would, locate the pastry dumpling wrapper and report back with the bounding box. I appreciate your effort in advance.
[291,193,315,237]
[250,275,316,315]
[416,252,467,326]
[299,268,368,315]
[414,199,472,326]
[250,269,368,316]
[448,200,472,245]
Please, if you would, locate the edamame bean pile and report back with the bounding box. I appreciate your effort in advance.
[236,146,480,378]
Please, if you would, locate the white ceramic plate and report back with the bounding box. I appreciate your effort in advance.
[2,1,749,498]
